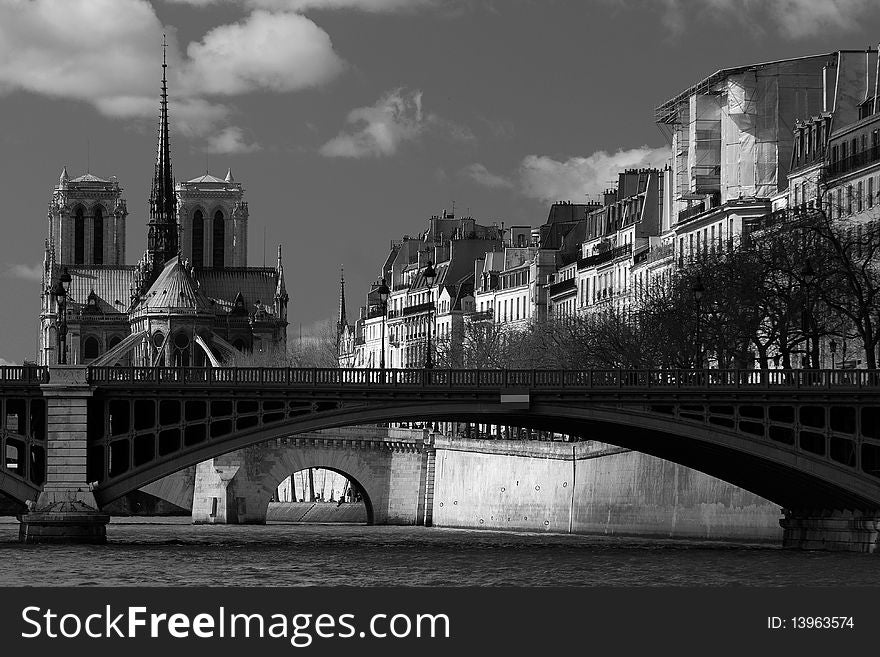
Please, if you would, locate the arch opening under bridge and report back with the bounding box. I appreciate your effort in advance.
[270,468,369,524]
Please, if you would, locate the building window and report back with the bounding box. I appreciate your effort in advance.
[93,206,103,265]
[847,185,853,215]
[858,181,864,213]
[192,210,204,267]
[82,336,100,361]
[212,210,225,268]
[869,178,874,209]
[74,207,85,264]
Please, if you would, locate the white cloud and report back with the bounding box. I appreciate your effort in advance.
[181,11,346,96]
[0,1,346,147]
[0,357,19,366]
[205,126,261,154]
[320,88,429,158]
[4,263,43,282]
[639,0,874,39]
[518,146,670,203]
[460,163,514,189]
[164,0,436,11]
[0,0,163,107]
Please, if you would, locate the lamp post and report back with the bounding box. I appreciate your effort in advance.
[801,260,815,369]
[51,267,72,365]
[377,278,390,374]
[829,339,837,371]
[692,277,705,369]
[423,261,436,369]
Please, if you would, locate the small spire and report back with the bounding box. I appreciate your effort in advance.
[59,166,69,184]
[275,244,287,302]
[225,167,234,183]
[337,265,348,337]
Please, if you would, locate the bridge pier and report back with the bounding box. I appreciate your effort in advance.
[18,366,109,544]
[780,510,880,553]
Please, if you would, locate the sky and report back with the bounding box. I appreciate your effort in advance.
[2,0,880,363]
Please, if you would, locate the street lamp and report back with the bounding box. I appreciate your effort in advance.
[376,278,390,373]
[692,277,705,369]
[801,260,815,369]
[423,261,436,369]
[51,267,72,365]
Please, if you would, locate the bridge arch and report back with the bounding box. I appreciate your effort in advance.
[89,396,880,519]
[237,451,377,525]
[187,432,428,525]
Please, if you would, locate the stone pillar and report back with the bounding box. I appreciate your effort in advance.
[18,366,109,544]
[780,509,880,552]
[191,457,271,525]
[191,460,240,524]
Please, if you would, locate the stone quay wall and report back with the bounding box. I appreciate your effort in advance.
[431,437,782,541]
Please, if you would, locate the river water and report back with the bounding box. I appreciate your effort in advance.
[1,517,878,586]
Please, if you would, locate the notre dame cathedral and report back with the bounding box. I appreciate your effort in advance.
[38,48,288,368]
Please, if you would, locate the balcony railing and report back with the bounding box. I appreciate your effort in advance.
[548,277,576,297]
[469,310,493,322]
[677,201,706,224]
[577,243,632,270]
[85,366,880,389]
[402,301,435,317]
[827,146,880,177]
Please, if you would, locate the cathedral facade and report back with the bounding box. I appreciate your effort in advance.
[38,50,288,368]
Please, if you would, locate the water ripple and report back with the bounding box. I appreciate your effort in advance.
[1,518,878,586]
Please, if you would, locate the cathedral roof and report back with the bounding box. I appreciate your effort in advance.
[185,173,228,184]
[197,268,279,315]
[136,256,213,314]
[69,173,111,184]
[65,266,136,315]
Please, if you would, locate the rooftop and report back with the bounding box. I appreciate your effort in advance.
[655,51,839,123]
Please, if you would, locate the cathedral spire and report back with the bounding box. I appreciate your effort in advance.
[147,34,178,266]
[337,265,348,337]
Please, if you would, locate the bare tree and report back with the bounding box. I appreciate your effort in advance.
[224,319,339,368]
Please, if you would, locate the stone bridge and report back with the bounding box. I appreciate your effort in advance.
[3,364,880,550]
[190,426,432,526]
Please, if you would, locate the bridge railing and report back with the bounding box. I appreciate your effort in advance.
[85,366,880,389]
[0,365,48,385]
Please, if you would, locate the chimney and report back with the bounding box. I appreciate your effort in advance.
[823,64,828,112]
[874,43,880,115]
